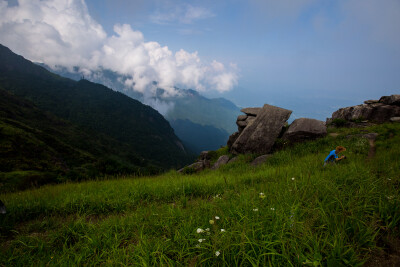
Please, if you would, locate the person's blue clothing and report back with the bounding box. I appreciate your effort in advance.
[324,150,338,162]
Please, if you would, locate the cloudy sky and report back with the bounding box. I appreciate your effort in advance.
[1,0,399,119]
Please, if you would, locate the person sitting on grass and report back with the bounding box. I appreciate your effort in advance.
[324,146,346,166]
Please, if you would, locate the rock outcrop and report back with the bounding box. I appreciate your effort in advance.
[230,104,292,155]
[283,118,327,143]
[180,94,399,174]
[329,94,400,124]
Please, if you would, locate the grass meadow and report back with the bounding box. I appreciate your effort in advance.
[1,123,399,266]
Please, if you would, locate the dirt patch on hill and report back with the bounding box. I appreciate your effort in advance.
[362,133,378,159]
[365,235,400,267]
[367,138,376,159]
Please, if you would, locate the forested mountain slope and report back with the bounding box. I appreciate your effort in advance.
[0,44,191,170]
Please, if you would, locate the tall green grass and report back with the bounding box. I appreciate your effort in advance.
[1,123,399,266]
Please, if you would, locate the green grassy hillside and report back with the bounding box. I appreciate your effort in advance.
[0,44,191,169]
[0,88,162,192]
[1,123,399,266]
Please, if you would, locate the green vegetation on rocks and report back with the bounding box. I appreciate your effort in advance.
[1,123,399,266]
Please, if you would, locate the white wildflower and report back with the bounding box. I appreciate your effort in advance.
[205,228,210,231]
[220,229,226,232]
[215,216,220,220]
[197,228,204,234]
[198,239,205,243]
[291,177,295,181]
[209,220,215,225]
[253,208,259,212]
[215,251,220,257]
[259,192,266,199]
[270,207,275,211]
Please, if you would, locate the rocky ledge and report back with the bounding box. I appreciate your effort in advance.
[179,94,399,173]
[327,94,400,124]
[228,105,326,155]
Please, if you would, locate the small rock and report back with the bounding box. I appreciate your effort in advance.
[236,120,247,128]
[199,151,211,160]
[251,154,272,166]
[237,115,247,121]
[202,159,211,169]
[379,95,400,106]
[211,155,230,170]
[364,100,379,104]
[390,117,400,123]
[178,161,205,173]
[240,107,262,116]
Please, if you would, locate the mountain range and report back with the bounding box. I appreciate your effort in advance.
[0,44,193,190]
[38,65,241,153]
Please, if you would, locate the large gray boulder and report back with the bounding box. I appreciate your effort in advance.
[230,104,292,154]
[283,118,327,143]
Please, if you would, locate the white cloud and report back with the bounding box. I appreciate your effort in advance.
[183,5,214,23]
[150,4,214,24]
[0,0,237,97]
